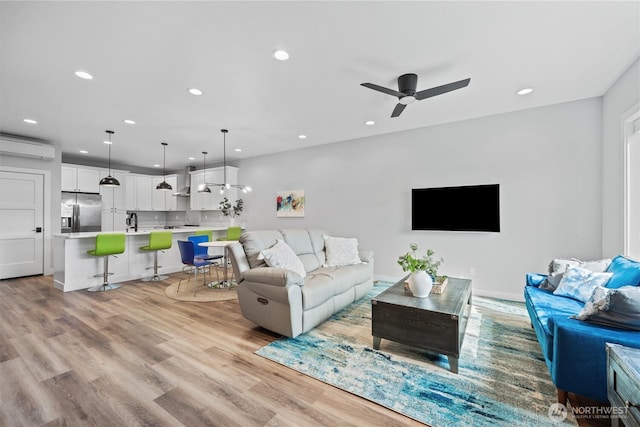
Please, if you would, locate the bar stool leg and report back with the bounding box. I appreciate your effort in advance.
[142,251,169,281]
[88,255,121,292]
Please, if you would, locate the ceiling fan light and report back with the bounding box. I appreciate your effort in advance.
[399,96,416,105]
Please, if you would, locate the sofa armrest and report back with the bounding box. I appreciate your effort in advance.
[242,267,304,287]
[359,249,374,263]
[526,273,547,287]
[551,316,640,402]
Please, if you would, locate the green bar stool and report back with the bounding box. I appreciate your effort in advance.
[87,233,126,292]
[139,231,172,281]
[194,229,213,241]
[216,226,242,241]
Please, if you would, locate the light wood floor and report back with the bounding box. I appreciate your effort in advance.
[0,274,423,426]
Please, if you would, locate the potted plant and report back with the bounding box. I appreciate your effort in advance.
[219,197,243,224]
[397,243,443,298]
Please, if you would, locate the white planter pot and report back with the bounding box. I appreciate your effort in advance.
[408,271,433,298]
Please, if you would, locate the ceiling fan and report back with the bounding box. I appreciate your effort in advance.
[361,73,471,118]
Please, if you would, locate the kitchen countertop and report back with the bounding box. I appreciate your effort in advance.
[54,226,233,239]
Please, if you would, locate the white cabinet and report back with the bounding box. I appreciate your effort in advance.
[151,175,182,211]
[126,174,152,211]
[100,170,127,231]
[101,209,127,232]
[99,170,127,210]
[189,166,238,211]
[61,165,100,193]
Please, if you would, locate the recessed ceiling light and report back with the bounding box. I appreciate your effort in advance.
[272,49,290,61]
[74,71,93,80]
[23,118,37,124]
[79,150,88,154]
[188,157,195,160]
[298,134,307,139]
[153,164,161,168]
[188,88,203,96]
[517,88,533,95]
[234,148,242,152]
[124,119,136,125]
[365,120,375,126]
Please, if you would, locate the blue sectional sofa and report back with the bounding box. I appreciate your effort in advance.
[524,256,640,404]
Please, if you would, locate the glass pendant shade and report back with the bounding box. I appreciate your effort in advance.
[100,130,120,187]
[156,142,172,191]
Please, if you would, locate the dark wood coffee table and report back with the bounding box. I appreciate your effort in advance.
[371,276,472,373]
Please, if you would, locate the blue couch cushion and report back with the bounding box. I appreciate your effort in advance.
[606,255,640,289]
[524,286,584,362]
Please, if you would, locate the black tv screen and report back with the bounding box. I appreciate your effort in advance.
[412,184,500,232]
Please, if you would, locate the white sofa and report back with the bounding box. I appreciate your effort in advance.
[227,229,374,338]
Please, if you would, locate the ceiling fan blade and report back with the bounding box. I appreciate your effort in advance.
[415,78,471,101]
[361,82,405,98]
[391,103,406,118]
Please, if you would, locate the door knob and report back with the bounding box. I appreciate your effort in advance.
[32,227,42,232]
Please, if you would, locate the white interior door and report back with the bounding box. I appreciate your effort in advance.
[0,171,44,279]
[625,119,640,260]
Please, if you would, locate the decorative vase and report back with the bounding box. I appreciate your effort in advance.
[229,216,236,226]
[408,271,433,298]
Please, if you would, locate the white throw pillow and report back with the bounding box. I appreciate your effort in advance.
[553,266,613,303]
[257,239,306,278]
[323,235,362,267]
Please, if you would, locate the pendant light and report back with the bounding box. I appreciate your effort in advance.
[219,129,252,194]
[197,151,212,193]
[156,142,172,191]
[99,130,120,187]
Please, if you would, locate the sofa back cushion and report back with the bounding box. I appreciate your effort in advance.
[606,255,640,289]
[281,229,326,272]
[240,229,326,273]
[240,230,284,269]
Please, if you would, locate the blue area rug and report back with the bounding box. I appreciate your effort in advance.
[256,281,576,426]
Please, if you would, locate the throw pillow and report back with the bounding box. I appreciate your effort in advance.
[572,286,640,331]
[257,239,306,278]
[549,258,581,274]
[539,272,564,291]
[553,266,613,303]
[323,235,362,267]
[579,258,612,273]
[605,255,640,289]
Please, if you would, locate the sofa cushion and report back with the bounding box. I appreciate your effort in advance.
[524,286,585,361]
[281,229,325,272]
[572,285,640,330]
[257,239,307,278]
[301,273,335,310]
[605,255,640,289]
[240,230,284,269]
[314,264,372,295]
[323,235,362,267]
[553,266,613,303]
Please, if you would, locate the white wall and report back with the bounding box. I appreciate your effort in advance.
[237,98,603,300]
[601,58,640,257]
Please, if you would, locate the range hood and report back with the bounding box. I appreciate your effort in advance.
[173,166,194,197]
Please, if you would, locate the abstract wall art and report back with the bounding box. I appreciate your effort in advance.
[276,190,305,217]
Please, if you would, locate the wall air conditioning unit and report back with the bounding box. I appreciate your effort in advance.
[0,135,55,161]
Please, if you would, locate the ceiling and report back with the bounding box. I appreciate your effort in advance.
[1,1,639,172]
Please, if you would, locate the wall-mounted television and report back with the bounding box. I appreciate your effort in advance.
[412,184,500,232]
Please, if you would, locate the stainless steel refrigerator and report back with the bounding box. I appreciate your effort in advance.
[61,192,102,232]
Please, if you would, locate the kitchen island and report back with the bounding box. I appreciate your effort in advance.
[53,227,233,292]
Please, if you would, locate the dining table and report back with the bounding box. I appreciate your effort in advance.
[198,240,236,287]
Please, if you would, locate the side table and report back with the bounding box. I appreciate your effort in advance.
[607,343,640,427]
